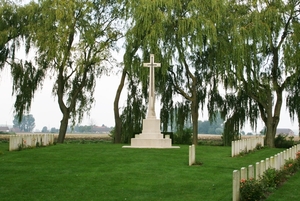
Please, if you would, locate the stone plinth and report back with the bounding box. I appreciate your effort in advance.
[123,118,179,149]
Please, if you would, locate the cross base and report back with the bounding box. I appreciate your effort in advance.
[123,118,180,149]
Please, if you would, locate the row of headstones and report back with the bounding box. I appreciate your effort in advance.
[232,144,300,201]
[231,136,264,157]
[189,144,196,166]
[9,134,55,151]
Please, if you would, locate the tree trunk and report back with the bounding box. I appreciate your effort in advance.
[265,48,282,148]
[265,118,276,148]
[113,69,126,143]
[57,113,69,143]
[56,68,70,144]
[262,93,281,148]
[191,100,199,145]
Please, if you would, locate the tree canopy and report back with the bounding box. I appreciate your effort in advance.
[1,0,123,143]
[116,0,226,145]
[117,0,300,147]
[211,0,300,147]
[1,0,300,147]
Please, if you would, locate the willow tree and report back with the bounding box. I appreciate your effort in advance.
[114,45,153,143]
[214,0,300,147]
[34,0,122,143]
[0,1,46,121]
[0,0,18,69]
[113,36,144,143]
[4,0,122,143]
[286,77,300,136]
[114,0,226,145]
[0,0,29,69]
[113,0,165,143]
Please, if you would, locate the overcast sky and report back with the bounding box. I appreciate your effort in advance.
[0,67,128,130]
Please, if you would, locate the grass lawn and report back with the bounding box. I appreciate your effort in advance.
[265,170,300,201]
[0,141,289,201]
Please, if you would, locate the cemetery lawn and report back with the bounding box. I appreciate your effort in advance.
[265,170,300,201]
[0,142,289,201]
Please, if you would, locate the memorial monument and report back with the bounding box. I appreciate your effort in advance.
[123,54,179,148]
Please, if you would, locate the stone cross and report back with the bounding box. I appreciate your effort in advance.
[143,54,161,118]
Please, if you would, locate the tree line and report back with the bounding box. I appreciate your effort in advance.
[9,112,233,135]
[198,114,224,135]
[12,114,111,133]
[1,0,300,146]
[12,114,35,132]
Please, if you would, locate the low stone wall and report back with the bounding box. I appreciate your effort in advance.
[9,134,55,151]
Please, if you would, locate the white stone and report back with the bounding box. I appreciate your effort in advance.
[191,144,195,164]
[9,134,54,151]
[248,165,254,179]
[274,154,279,170]
[123,54,179,149]
[231,137,266,157]
[260,160,265,176]
[281,152,285,169]
[266,158,270,169]
[241,167,247,180]
[232,170,240,201]
[270,156,274,169]
[255,162,260,180]
[189,146,192,166]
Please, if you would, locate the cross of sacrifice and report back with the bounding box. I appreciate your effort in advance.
[143,54,161,118]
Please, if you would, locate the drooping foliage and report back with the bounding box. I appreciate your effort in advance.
[34,0,122,142]
[0,1,44,119]
[120,75,147,143]
[0,0,32,69]
[286,76,300,136]
[3,0,300,148]
[1,0,123,143]
[209,0,300,147]
[11,61,46,120]
[118,0,226,144]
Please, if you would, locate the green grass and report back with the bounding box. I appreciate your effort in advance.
[265,170,300,201]
[0,141,290,201]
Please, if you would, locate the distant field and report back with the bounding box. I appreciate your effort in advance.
[1,133,299,141]
[0,133,111,140]
[198,134,300,141]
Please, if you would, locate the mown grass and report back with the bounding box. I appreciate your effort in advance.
[265,170,300,201]
[0,141,289,201]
